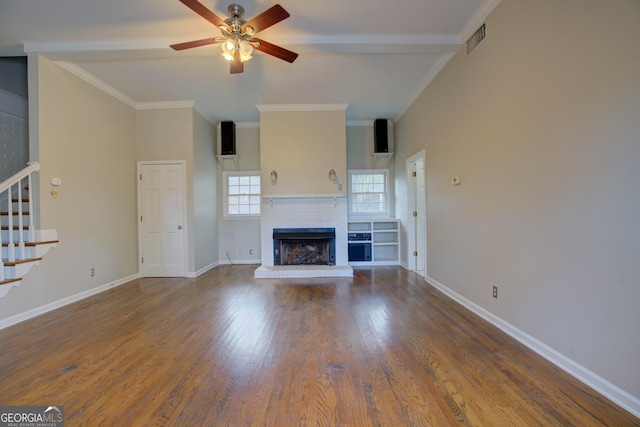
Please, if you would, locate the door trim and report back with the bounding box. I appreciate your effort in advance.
[406,150,426,276]
[137,160,188,277]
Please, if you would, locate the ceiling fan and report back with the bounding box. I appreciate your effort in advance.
[170,0,298,74]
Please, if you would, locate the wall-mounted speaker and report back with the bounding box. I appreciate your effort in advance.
[374,118,388,153]
[220,121,236,155]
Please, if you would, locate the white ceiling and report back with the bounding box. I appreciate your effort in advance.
[0,0,499,124]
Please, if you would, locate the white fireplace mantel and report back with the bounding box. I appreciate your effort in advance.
[256,104,350,278]
[256,196,351,278]
[262,193,345,199]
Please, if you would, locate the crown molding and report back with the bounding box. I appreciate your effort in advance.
[346,120,373,127]
[24,35,460,57]
[216,121,259,129]
[53,61,200,117]
[136,101,195,110]
[395,0,502,122]
[54,61,138,108]
[347,120,395,127]
[395,52,455,122]
[256,104,349,112]
[218,120,389,128]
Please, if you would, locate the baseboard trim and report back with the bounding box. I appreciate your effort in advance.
[190,261,220,278]
[218,260,261,266]
[424,275,640,418]
[0,273,141,330]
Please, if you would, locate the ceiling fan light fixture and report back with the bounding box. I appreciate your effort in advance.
[171,1,297,74]
[223,40,235,52]
[239,40,253,62]
[221,39,236,61]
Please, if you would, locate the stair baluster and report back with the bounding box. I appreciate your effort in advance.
[1,162,40,283]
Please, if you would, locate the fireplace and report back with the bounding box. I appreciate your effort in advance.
[273,228,336,266]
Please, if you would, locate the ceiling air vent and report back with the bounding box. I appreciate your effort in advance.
[467,23,486,54]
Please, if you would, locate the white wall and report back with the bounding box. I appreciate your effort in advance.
[346,125,374,170]
[217,124,261,264]
[0,55,138,323]
[136,107,219,276]
[192,110,218,273]
[394,0,640,406]
[346,122,395,218]
[346,122,394,170]
[216,122,390,264]
[258,106,347,197]
[136,108,196,273]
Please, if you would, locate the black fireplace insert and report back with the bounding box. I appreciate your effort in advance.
[273,228,336,266]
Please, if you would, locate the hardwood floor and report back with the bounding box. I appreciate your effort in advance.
[0,265,637,426]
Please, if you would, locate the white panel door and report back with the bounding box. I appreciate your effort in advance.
[139,162,186,277]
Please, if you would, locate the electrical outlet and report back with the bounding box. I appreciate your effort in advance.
[90,268,95,277]
[249,249,254,255]
[492,285,498,299]
[236,249,241,255]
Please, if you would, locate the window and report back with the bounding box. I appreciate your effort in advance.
[348,169,389,217]
[223,171,261,218]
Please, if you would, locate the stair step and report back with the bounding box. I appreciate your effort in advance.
[11,198,29,203]
[2,240,59,247]
[0,212,30,216]
[2,257,42,267]
[1,226,30,230]
[26,240,59,246]
[0,278,21,287]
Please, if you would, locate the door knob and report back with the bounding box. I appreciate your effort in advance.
[177,225,182,230]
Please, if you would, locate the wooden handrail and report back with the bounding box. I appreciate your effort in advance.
[0,162,39,194]
[1,162,40,281]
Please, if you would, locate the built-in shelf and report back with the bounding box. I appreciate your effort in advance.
[347,219,400,266]
[216,155,238,170]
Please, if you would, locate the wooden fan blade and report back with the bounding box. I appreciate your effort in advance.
[179,0,227,28]
[170,38,219,51]
[230,50,244,74]
[243,4,290,34]
[252,38,298,63]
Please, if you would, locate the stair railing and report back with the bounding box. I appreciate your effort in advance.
[1,161,39,281]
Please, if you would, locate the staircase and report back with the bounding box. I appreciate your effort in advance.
[1,162,58,298]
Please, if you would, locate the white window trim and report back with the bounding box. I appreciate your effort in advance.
[223,170,261,220]
[348,168,391,218]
